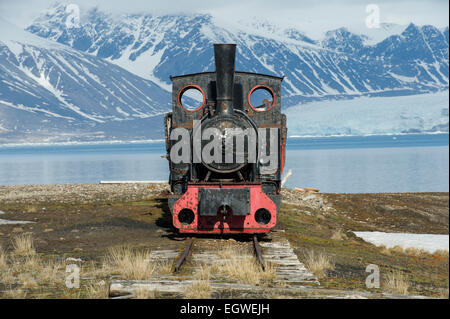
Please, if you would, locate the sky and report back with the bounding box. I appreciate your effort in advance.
[0,0,448,38]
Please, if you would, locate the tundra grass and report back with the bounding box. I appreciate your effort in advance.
[278,202,449,297]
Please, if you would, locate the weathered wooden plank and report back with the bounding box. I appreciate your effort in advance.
[260,238,319,285]
[109,279,433,299]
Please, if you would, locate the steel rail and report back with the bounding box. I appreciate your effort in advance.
[253,235,266,271]
[174,237,193,273]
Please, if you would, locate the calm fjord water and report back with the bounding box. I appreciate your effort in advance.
[0,134,448,193]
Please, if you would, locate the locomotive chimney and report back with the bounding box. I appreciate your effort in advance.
[214,43,236,115]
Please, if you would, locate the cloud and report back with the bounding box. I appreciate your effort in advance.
[0,0,448,38]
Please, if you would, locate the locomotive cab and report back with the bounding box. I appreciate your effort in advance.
[165,44,287,234]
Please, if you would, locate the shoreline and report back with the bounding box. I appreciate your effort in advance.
[0,132,448,148]
[0,183,448,200]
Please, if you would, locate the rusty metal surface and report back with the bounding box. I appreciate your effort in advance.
[174,237,193,273]
[198,188,250,216]
[214,44,236,116]
[169,72,283,127]
[165,44,287,232]
[253,235,266,271]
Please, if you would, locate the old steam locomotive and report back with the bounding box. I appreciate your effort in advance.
[165,44,287,234]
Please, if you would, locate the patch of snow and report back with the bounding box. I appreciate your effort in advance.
[0,100,74,120]
[66,257,83,262]
[354,231,449,253]
[388,72,418,83]
[0,124,9,133]
[108,33,171,92]
[16,66,106,123]
[350,23,407,45]
[302,194,317,201]
[211,16,320,49]
[0,219,35,225]
[116,107,130,117]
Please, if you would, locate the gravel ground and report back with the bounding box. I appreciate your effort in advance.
[0,183,170,204]
[0,183,325,207]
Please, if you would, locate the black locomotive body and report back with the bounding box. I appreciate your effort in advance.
[165,44,287,234]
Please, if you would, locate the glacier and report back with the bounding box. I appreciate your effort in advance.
[286,91,449,137]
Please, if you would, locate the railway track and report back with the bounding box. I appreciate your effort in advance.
[109,231,319,298]
[173,235,266,273]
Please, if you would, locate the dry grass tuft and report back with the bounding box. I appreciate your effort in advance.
[379,245,391,255]
[104,246,155,280]
[214,244,277,286]
[219,258,276,286]
[17,273,38,289]
[2,288,27,299]
[389,245,405,254]
[0,269,16,284]
[404,247,429,257]
[36,259,64,284]
[433,250,449,258]
[303,250,334,278]
[193,264,212,281]
[0,246,7,270]
[438,287,449,299]
[331,228,347,241]
[155,260,173,275]
[133,287,160,299]
[217,244,236,260]
[84,281,109,299]
[22,254,42,271]
[380,245,447,258]
[1,236,65,289]
[12,234,35,256]
[1,240,178,299]
[25,205,37,213]
[385,271,409,295]
[184,280,212,299]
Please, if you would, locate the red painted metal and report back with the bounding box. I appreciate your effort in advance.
[172,183,277,234]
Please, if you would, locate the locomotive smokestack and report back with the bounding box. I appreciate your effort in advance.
[214,43,236,115]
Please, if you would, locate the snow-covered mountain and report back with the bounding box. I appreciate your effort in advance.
[27,3,449,106]
[0,3,448,143]
[0,18,170,143]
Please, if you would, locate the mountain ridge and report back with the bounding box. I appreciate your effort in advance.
[0,18,170,143]
[26,4,449,104]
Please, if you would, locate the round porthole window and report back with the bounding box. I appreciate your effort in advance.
[248,85,275,112]
[178,85,205,112]
[255,208,271,225]
[178,208,195,225]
